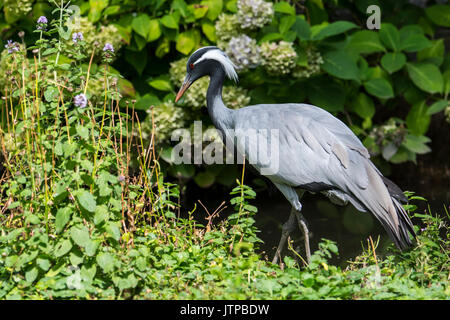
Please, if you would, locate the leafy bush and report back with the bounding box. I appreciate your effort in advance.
[2,0,449,189]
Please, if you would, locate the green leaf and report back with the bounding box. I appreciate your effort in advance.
[426,5,450,27]
[88,0,109,23]
[364,78,394,99]
[76,124,89,140]
[176,31,196,55]
[321,51,359,80]
[349,92,375,119]
[97,252,115,273]
[417,39,445,66]
[70,226,92,248]
[148,77,172,91]
[279,15,296,34]
[292,17,310,41]
[161,14,178,29]
[406,63,443,94]
[403,134,431,154]
[400,34,431,52]
[131,14,151,39]
[381,52,406,74]
[406,100,431,135]
[147,19,162,42]
[347,30,385,54]
[25,267,39,284]
[274,1,295,15]
[313,21,358,41]
[77,190,97,213]
[379,23,400,51]
[55,207,72,233]
[204,0,223,20]
[202,22,216,42]
[426,100,449,115]
[54,239,72,257]
[134,94,161,111]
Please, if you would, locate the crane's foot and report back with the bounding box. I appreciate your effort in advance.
[272,210,296,265]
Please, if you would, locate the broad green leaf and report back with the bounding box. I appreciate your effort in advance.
[400,34,431,52]
[70,226,91,248]
[426,100,449,115]
[202,22,216,42]
[347,30,385,54]
[403,135,431,154]
[321,51,359,80]
[148,78,172,91]
[274,1,295,15]
[76,124,89,140]
[313,21,358,41]
[364,78,394,99]
[147,20,162,42]
[379,23,400,51]
[381,52,406,74]
[161,14,178,29]
[292,17,310,41]
[131,14,151,39]
[417,39,445,66]
[279,15,296,34]
[204,0,223,20]
[134,94,161,111]
[55,207,72,233]
[443,70,450,96]
[25,267,39,284]
[176,31,196,55]
[97,252,115,273]
[77,190,97,213]
[54,239,72,257]
[350,92,375,119]
[406,63,443,94]
[426,5,450,27]
[94,205,109,225]
[88,0,109,23]
[406,100,431,135]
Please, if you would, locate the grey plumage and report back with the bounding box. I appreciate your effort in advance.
[176,47,415,258]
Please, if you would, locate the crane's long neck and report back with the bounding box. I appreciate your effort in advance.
[206,68,234,132]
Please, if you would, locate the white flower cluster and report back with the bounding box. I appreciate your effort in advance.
[260,41,298,76]
[226,35,261,72]
[236,0,274,30]
[215,14,241,45]
[293,47,324,79]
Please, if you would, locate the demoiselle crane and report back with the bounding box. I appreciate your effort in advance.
[175,46,415,264]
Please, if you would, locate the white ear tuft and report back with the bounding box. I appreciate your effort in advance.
[195,49,238,82]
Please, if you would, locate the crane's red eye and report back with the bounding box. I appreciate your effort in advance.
[189,63,194,70]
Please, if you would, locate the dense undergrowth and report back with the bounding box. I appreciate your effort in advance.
[0,4,449,300]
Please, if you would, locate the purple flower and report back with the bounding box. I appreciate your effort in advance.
[103,43,114,52]
[74,93,88,108]
[4,40,20,54]
[37,16,48,30]
[37,16,48,24]
[72,32,84,43]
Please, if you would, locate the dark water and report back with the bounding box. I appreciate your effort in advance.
[181,159,449,267]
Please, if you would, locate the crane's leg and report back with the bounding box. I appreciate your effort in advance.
[294,209,311,264]
[272,208,296,264]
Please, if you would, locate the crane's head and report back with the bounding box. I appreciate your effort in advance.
[175,46,238,102]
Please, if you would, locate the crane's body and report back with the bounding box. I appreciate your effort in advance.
[175,46,415,263]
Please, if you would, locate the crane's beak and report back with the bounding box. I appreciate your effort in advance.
[175,76,192,103]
